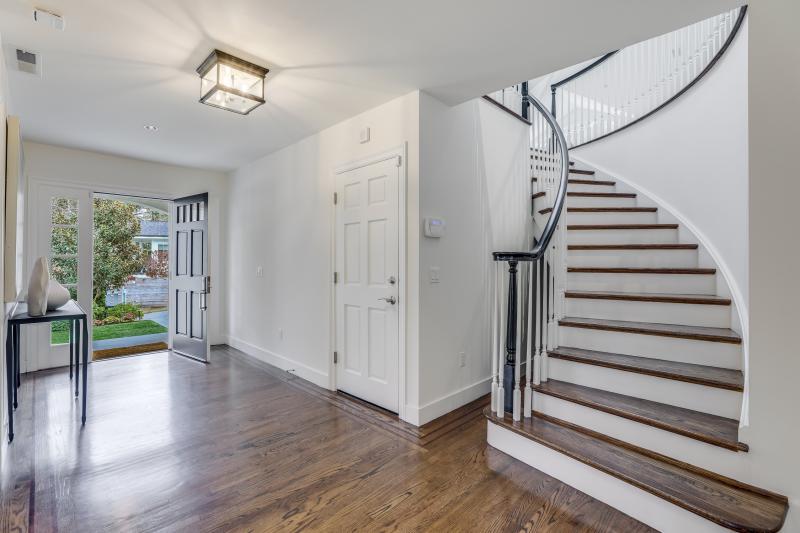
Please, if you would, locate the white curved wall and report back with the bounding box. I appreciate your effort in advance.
[572,18,749,311]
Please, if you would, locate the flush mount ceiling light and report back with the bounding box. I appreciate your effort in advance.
[143,124,159,132]
[196,49,269,115]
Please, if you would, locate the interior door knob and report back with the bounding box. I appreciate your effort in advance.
[378,296,397,305]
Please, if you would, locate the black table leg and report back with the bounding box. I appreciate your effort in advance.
[6,323,14,442]
[69,320,74,379]
[74,319,80,398]
[11,325,17,409]
[81,316,88,425]
[14,324,20,390]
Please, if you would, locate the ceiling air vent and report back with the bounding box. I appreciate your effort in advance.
[14,48,42,77]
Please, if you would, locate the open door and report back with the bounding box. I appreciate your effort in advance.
[170,193,210,362]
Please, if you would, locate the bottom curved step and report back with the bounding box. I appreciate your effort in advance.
[485,408,788,532]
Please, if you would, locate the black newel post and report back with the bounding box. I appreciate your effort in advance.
[503,261,518,413]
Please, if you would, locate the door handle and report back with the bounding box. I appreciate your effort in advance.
[200,291,208,311]
[378,296,397,305]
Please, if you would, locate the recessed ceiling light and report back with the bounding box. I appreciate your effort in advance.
[143,124,159,132]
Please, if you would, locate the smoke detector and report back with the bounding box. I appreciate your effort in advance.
[33,8,65,31]
[13,48,43,77]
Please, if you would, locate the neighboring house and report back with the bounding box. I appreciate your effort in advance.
[106,218,169,307]
[134,220,168,256]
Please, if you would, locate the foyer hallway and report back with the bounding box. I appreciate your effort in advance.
[0,347,651,532]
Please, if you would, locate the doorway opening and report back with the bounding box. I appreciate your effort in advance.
[86,193,170,360]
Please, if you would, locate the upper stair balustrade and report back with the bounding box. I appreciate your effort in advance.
[551,6,745,148]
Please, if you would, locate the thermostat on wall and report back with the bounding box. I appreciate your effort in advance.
[424,217,446,238]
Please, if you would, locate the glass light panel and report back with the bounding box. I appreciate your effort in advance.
[204,87,262,114]
[200,64,218,99]
[217,64,263,98]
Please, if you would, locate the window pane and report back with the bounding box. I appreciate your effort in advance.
[51,197,78,225]
[65,285,78,300]
[51,256,78,285]
[51,320,70,345]
[51,226,78,255]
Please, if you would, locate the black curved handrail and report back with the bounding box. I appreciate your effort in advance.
[551,6,747,150]
[492,94,569,263]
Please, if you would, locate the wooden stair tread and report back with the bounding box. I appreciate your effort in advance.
[568,243,697,250]
[531,191,546,199]
[534,380,747,451]
[549,346,743,391]
[568,267,715,274]
[568,192,636,198]
[564,290,730,305]
[570,168,595,175]
[559,316,742,344]
[568,178,615,186]
[541,207,658,215]
[485,409,787,531]
[567,224,678,230]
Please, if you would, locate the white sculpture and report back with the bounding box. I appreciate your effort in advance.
[47,280,71,311]
[27,256,50,316]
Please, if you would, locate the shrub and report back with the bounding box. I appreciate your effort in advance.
[107,302,143,321]
[102,315,122,325]
[93,302,108,321]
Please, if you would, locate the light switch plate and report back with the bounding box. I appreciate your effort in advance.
[429,266,440,283]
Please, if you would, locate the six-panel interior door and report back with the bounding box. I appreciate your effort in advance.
[29,183,93,371]
[335,157,400,412]
[170,193,210,362]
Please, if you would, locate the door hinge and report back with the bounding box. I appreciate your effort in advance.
[333,192,338,205]
[333,271,339,284]
[333,351,338,364]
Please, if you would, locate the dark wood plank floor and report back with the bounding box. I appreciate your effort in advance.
[0,346,653,532]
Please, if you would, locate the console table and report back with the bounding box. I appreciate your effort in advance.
[5,300,89,442]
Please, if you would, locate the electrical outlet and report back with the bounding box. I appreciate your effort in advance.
[459,351,466,368]
[256,266,263,278]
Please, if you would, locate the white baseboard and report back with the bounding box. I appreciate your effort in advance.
[224,335,330,389]
[405,377,491,426]
[487,421,728,533]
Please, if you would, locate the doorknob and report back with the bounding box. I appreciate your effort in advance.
[378,296,397,305]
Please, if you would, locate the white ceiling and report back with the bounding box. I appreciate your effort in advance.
[0,0,742,171]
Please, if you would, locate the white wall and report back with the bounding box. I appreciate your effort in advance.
[224,92,421,415]
[21,142,228,345]
[0,29,8,447]
[743,1,800,528]
[415,93,530,423]
[572,18,749,312]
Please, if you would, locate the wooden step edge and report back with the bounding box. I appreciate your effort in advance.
[570,168,595,175]
[567,224,679,230]
[531,191,546,199]
[548,347,743,391]
[568,192,636,198]
[568,179,615,186]
[533,382,748,451]
[568,243,697,250]
[568,207,658,212]
[568,267,716,274]
[558,317,742,344]
[564,290,730,305]
[484,407,788,531]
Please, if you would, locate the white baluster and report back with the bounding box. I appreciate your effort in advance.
[496,265,505,416]
[533,256,542,387]
[513,262,522,422]
[524,261,533,418]
[491,261,499,413]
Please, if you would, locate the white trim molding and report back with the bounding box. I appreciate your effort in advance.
[405,376,491,426]
[225,335,330,389]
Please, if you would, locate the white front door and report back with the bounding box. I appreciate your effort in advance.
[335,157,400,412]
[28,182,93,371]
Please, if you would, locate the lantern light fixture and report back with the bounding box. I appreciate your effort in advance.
[196,49,269,115]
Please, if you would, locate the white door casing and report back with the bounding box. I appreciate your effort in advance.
[335,156,400,412]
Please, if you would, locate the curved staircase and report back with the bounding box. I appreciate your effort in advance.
[487,161,789,532]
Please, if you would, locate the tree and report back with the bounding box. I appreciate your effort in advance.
[145,250,169,279]
[92,199,149,304]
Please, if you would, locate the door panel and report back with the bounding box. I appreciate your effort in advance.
[335,158,399,412]
[170,193,209,362]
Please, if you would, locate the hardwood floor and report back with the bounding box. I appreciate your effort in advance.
[0,346,653,532]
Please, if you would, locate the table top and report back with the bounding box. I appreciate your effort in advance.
[9,300,88,324]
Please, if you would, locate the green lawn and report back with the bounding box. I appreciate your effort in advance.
[51,320,167,345]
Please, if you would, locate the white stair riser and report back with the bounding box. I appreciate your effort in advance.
[567,211,658,225]
[547,358,741,419]
[531,395,753,486]
[565,298,730,328]
[568,183,617,193]
[568,248,698,268]
[567,196,637,208]
[559,326,742,369]
[567,228,678,245]
[487,422,730,533]
[567,272,716,294]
